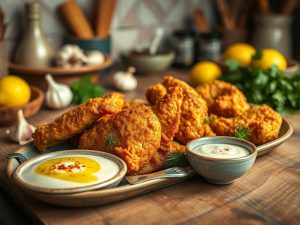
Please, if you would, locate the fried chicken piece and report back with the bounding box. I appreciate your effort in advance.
[136,141,186,175]
[123,99,148,109]
[79,106,161,174]
[162,76,209,144]
[152,86,184,152]
[195,80,250,117]
[210,104,282,145]
[134,85,184,174]
[146,83,167,105]
[32,92,124,152]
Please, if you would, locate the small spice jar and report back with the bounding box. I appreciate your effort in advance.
[171,30,196,67]
[197,32,222,61]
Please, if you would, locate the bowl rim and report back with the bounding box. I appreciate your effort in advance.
[186,136,257,162]
[121,50,175,58]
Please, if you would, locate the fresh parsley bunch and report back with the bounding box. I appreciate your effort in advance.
[71,75,105,104]
[223,57,300,113]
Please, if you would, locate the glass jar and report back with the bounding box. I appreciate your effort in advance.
[197,32,222,61]
[171,30,196,67]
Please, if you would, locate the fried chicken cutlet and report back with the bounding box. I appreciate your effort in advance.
[210,104,282,145]
[136,86,184,174]
[195,80,250,117]
[32,93,124,151]
[162,76,214,143]
[79,106,161,174]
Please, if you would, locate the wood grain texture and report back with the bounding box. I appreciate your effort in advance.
[0,70,299,225]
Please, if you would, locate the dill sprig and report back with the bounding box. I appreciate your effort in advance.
[165,151,189,168]
[233,125,251,141]
[203,117,216,124]
[105,134,116,146]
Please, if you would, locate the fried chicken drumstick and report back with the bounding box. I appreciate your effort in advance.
[32,93,124,151]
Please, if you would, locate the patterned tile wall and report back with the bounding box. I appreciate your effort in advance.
[1,0,214,59]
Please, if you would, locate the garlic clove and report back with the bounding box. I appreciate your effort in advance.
[55,44,87,68]
[6,109,36,145]
[113,67,138,92]
[45,74,73,109]
[84,51,105,65]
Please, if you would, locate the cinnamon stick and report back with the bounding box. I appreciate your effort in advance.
[193,9,209,32]
[58,0,94,39]
[258,0,270,15]
[95,0,116,38]
[216,0,234,30]
[281,0,298,15]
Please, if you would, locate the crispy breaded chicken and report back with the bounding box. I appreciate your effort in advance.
[146,83,167,105]
[32,93,124,151]
[137,141,186,175]
[123,99,148,109]
[195,80,250,117]
[79,106,161,174]
[210,104,282,145]
[135,86,184,174]
[162,76,211,144]
[152,86,183,152]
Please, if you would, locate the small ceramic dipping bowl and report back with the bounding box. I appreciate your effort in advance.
[186,137,257,184]
[121,50,175,73]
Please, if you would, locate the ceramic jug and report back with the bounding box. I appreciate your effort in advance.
[15,1,54,67]
[251,15,292,58]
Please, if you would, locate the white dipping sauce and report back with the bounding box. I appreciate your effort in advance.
[194,144,250,159]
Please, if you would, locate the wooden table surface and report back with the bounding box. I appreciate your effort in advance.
[0,70,299,225]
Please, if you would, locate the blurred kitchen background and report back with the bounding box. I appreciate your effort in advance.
[1,0,215,60]
[2,0,300,61]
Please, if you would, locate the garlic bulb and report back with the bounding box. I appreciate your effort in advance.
[113,67,138,91]
[84,51,105,65]
[6,109,35,145]
[55,44,87,68]
[45,74,73,109]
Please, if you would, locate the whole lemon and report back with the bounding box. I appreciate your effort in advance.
[252,48,287,71]
[224,43,256,66]
[0,75,31,107]
[190,61,221,85]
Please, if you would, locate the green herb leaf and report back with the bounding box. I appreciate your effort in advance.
[105,134,116,146]
[165,151,189,168]
[224,59,241,71]
[71,75,106,104]
[233,125,251,141]
[251,50,262,61]
[203,117,216,124]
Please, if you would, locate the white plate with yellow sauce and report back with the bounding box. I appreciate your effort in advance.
[12,150,127,194]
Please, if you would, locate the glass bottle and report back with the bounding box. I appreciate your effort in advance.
[14,1,54,67]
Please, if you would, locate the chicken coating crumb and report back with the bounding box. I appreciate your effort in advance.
[32,93,124,152]
[210,104,282,145]
[196,80,250,117]
[79,106,161,174]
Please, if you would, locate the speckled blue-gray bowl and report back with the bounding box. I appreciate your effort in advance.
[186,137,257,185]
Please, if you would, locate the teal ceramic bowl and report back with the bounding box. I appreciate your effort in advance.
[121,51,175,73]
[186,137,257,184]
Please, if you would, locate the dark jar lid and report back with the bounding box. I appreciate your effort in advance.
[173,30,196,38]
[199,31,222,40]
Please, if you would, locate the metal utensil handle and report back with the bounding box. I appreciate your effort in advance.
[126,167,187,184]
[6,153,28,165]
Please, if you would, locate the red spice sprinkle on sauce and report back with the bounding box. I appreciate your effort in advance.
[50,162,82,173]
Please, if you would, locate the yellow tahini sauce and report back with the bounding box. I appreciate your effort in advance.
[195,144,249,159]
[35,157,101,183]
